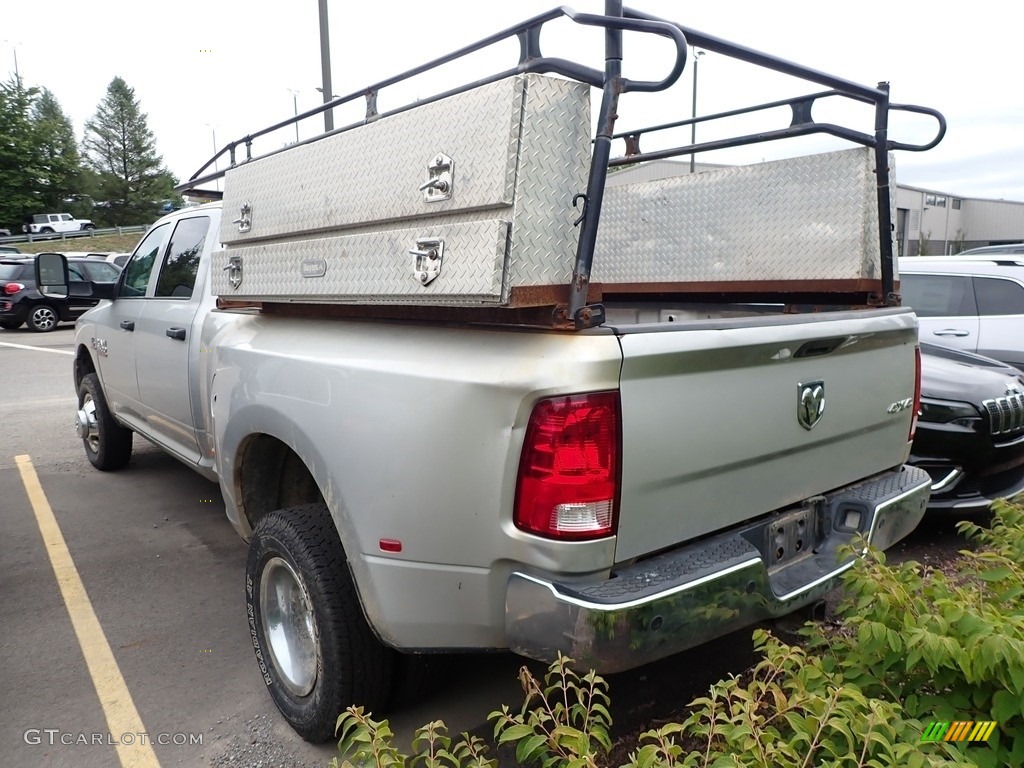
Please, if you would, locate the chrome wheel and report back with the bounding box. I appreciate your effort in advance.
[29,305,58,332]
[260,556,319,697]
[77,395,100,453]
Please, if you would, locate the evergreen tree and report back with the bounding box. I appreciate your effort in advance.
[83,77,177,225]
[31,88,84,212]
[0,75,41,231]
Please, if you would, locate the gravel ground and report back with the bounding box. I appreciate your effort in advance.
[207,714,325,768]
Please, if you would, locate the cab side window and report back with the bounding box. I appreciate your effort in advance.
[119,224,170,298]
[155,217,208,299]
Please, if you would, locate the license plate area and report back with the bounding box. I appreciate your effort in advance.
[763,505,819,570]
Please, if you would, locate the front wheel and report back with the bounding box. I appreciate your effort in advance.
[27,304,59,332]
[246,503,394,742]
[77,373,133,470]
[0,320,21,330]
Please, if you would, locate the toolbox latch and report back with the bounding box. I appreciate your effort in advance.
[232,202,253,233]
[223,255,244,289]
[409,238,444,285]
[419,154,454,203]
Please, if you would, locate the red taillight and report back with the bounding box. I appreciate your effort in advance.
[3,282,24,295]
[514,391,621,540]
[910,346,922,440]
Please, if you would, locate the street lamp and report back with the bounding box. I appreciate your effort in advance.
[689,50,705,174]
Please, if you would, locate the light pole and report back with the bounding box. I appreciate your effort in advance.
[204,123,219,191]
[318,0,334,132]
[316,87,340,136]
[286,89,300,144]
[689,50,705,174]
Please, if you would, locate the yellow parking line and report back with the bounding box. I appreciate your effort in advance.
[15,455,161,768]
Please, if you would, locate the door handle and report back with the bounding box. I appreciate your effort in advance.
[933,329,970,337]
[119,320,135,331]
[166,327,186,341]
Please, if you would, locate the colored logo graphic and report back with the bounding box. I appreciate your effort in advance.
[920,721,998,743]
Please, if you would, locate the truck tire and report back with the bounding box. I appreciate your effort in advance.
[40,226,54,234]
[78,373,133,470]
[246,503,394,742]
[27,304,59,332]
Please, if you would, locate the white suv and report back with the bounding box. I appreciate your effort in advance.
[899,255,1024,370]
[23,213,95,235]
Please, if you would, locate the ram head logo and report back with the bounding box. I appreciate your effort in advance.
[797,381,825,430]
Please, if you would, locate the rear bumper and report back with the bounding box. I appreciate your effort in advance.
[0,302,28,322]
[505,465,930,673]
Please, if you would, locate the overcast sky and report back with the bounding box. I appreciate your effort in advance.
[4,1,1021,201]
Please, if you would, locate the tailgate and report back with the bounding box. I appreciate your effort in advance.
[611,308,918,562]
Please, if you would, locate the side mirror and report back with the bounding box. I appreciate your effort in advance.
[36,252,69,298]
[35,252,117,301]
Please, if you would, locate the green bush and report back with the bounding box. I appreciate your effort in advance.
[331,655,611,768]
[633,629,965,768]
[331,637,961,768]
[806,498,1024,767]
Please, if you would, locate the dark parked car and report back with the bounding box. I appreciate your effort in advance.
[915,343,1024,510]
[0,256,119,332]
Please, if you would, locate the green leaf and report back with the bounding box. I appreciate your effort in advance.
[515,734,548,764]
[991,689,1019,722]
[497,724,537,744]
[978,566,1014,582]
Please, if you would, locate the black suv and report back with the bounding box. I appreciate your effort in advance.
[0,256,120,332]
[915,343,1024,511]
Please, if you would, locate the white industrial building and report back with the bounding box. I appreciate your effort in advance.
[607,159,1024,257]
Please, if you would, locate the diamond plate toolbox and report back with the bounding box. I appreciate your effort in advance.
[213,74,591,306]
[594,148,895,288]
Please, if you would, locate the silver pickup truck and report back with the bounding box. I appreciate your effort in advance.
[44,3,944,744]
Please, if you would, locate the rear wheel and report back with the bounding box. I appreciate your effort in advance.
[0,320,21,330]
[83,223,95,231]
[77,373,133,470]
[40,226,54,234]
[246,503,394,742]
[27,304,59,332]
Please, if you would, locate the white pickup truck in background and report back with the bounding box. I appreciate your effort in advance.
[40,2,946,743]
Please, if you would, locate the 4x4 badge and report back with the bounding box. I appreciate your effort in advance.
[797,381,825,430]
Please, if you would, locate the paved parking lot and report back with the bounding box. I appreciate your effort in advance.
[1,326,972,768]
[1,327,768,768]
